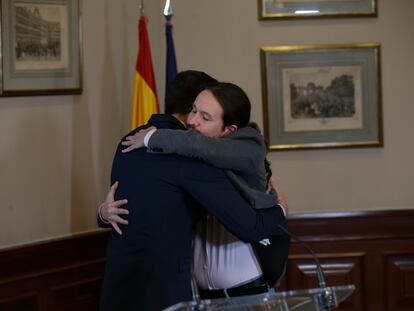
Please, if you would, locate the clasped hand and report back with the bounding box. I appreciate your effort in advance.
[121,126,156,153]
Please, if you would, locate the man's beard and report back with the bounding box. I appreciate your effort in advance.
[186,124,199,133]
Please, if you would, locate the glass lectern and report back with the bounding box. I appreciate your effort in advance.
[164,285,355,311]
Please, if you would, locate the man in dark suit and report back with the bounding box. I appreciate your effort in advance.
[99,71,287,311]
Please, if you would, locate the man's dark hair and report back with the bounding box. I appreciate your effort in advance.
[205,82,251,129]
[165,70,217,115]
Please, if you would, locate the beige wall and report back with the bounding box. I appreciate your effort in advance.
[0,0,413,248]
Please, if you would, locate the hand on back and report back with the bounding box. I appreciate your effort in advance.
[99,181,129,235]
[121,126,156,153]
[269,177,289,215]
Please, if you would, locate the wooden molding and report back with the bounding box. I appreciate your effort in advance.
[287,209,414,241]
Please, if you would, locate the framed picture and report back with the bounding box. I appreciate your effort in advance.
[0,0,82,96]
[260,43,382,151]
[259,0,377,20]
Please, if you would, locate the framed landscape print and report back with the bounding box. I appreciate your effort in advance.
[259,0,377,20]
[260,43,382,151]
[0,0,82,96]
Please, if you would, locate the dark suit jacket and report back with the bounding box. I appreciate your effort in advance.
[100,114,287,311]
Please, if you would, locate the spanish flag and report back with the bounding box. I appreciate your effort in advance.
[131,16,159,129]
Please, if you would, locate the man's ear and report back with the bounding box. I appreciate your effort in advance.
[223,125,238,135]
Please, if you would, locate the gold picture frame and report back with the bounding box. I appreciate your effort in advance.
[259,0,378,20]
[261,43,383,151]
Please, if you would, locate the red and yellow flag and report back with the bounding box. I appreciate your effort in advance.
[131,16,159,129]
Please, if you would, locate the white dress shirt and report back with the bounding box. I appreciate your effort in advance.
[193,215,263,290]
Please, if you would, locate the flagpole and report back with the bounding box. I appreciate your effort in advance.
[140,0,144,16]
[164,0,177,88]
[163,0,173,21]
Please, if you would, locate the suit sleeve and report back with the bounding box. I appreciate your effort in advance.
[148,129,264,174]
[178,159,286,243]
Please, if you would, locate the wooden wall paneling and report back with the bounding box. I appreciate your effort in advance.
[0,259,105,310]
[0,231,109,310]
[0,293,39,311]
[1,211,414,310]
[49,278,102,311]
[284,210,414,311]
[384,251,414,311]
[286,251,365,311]
[287,210,414,241]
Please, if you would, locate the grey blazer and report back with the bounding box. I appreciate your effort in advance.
[147,126,278,209]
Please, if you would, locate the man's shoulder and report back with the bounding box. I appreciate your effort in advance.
[146,114,186,130]
[228,126,265,145]
[120,114,185,141]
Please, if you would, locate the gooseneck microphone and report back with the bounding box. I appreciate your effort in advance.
[277,224,338,310]
[190,274,201,306]
[277,224,326,288]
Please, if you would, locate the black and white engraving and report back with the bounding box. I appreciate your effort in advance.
[15,5,61,61]
[290,74,355,119]
[13,2,68,70]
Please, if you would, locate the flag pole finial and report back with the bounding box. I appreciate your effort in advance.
[139,0,145,16]
[163,0,173,21]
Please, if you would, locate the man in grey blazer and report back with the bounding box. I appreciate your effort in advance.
[122,82,290,296]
